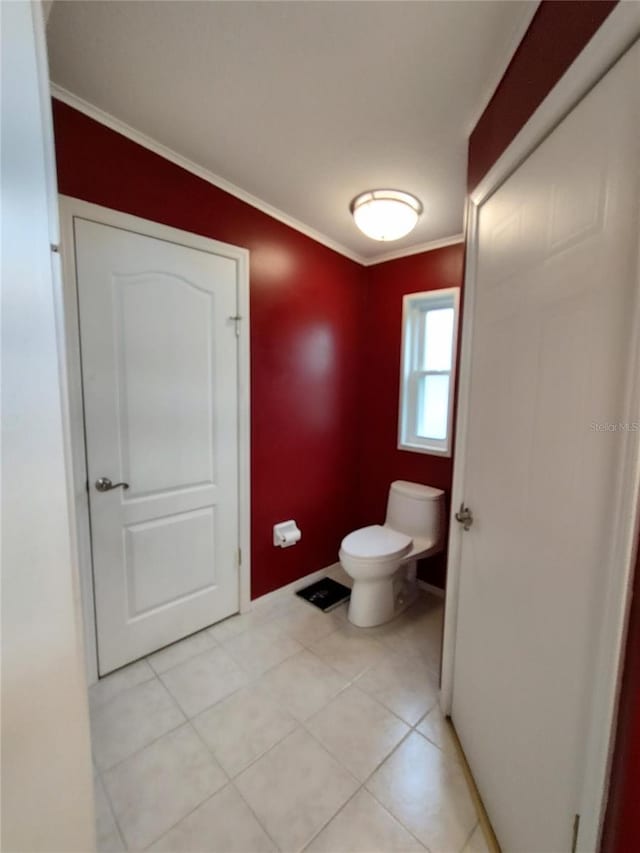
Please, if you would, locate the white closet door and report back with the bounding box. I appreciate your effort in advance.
[75,218,240,674]
[452,43,640,852]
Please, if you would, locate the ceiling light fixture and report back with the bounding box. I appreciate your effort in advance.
[350,189,423,242]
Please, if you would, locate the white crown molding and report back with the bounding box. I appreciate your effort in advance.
[465,1,540,135]
[50,83,365,264]
[50,83,466,268]
[362,233,464,267]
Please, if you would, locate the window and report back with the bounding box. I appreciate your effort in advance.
[398,288,460,456]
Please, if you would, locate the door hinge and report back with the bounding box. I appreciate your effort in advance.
[228,315,242,337]
[238,547,242,566]
[50,243,60,253]
[571,814,580,853]
[455,502,474,531]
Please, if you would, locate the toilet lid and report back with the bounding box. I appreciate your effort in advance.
[341,525,412,560]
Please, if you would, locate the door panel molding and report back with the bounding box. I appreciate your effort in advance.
[442,32,640,852]
[59,196,251,683]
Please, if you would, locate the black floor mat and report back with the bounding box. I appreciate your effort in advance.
[296,577,351,612]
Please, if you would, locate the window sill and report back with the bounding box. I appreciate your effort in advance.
[398,441,452,458]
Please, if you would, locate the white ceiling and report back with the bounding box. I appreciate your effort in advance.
[47,1,537,262]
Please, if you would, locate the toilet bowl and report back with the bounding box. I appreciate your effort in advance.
[339,481,445,627]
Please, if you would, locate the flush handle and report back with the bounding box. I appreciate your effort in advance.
[455,503,473,531]
[95,477,129,493]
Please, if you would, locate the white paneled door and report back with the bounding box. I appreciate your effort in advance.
[451,44,639,852]
[75,218,241,674]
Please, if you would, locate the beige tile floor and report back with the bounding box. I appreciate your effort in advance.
[91,571,490,853]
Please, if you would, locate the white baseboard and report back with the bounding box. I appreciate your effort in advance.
[252,565,443,612]
[251,562,344,611]
[418,580,445,599]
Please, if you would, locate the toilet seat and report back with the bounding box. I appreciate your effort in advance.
[341,525,412,561]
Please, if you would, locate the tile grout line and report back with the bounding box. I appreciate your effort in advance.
[155,657,278,825]
[91,592,447,851]
[413,706,467,760]
[97,666,248,850]
[171,628,380,853]
[201,628,428,848]
[362,783,434,853]
[290,670,470,849]
[96,676,188,776]
[97,715,187,776]
[139,783,233,851]
[108,715,234,849]
[231,717,364,853]
[350,669,440,728]
[297,717,435,853]
[96,713,194,849]
[94,594,438,777]
[98,645,343,790]
[169,595,433,691]
[137,606,332,849]
[298,718,436,851]
[89,670,157,714]
[353,714,465,853]
[92,590,437,692]
[226,778,288,853]
[203,702,466,853]
[298,783,367,853]
[221,636,305,680]
[459,820,482,853]
[139,782,229,850]
[95,770,129,852]
[146,632,220,677]
[93,623,222,698]
[139,721,470,853]
[194,713,301,782]
[300,677,439,757]
[156,648,254,717]
[140,691,285,851]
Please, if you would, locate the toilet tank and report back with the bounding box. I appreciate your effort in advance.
[385,480,445,542]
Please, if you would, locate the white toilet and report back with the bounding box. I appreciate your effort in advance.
[339,480,446,627]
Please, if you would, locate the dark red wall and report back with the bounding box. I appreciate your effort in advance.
[468,0,617,190]
[357,245,465,588]
[467,2,640,849]
[52,99,367,600]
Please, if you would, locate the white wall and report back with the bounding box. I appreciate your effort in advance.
[1,2,95,850]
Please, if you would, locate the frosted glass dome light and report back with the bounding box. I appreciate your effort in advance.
[350,190,423,241]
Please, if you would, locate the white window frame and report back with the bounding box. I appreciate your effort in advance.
[398,287,460,456]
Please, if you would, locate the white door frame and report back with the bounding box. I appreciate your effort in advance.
[58,196,251,685]
[441,7,640,851]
